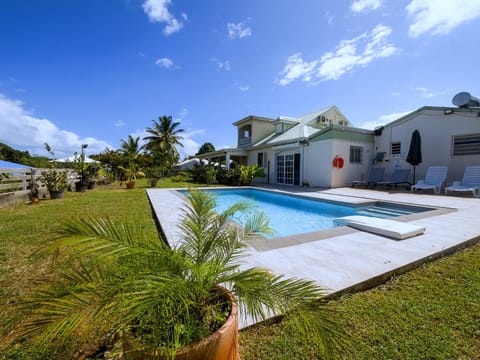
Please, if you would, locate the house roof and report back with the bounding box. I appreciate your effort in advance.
[252,106,344,147]
[0,160,32,169]
[54,156,99,163]
[381,106,480,128]
[232,115,275,126]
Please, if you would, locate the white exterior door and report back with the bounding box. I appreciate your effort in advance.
[276,153,300,185]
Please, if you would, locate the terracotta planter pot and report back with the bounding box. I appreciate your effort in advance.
[175,290,239,360]
[86,290,239,360]
[126,289,239,360]
[126,181,136,189]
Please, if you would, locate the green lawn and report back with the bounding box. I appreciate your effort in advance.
[0,182,478,359]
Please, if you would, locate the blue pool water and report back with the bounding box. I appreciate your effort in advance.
[180,188,429,239]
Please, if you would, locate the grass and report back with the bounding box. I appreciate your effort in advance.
[241,243,480,359]
[0,181,478,359]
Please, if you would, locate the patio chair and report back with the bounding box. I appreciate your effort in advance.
[371,169,411,189]
[445,165,480,198]
[352,167,385,188]
[411,166,448,194]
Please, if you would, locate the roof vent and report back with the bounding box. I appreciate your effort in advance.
[452,92,480,108]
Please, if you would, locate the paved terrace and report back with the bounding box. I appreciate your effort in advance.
[146,187,480,327]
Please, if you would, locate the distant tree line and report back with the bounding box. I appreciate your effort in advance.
[0,143,50,168]
[1,115,222,184]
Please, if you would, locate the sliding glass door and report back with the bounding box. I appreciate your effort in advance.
[276,153,300,185]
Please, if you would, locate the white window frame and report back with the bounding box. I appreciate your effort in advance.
[452,134,480,156]
[350,146,363,164]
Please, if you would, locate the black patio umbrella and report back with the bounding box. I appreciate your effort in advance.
[406,129,422,184]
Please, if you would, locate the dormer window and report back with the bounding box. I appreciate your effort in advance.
[243,129,250,138]
[275,123,283,134]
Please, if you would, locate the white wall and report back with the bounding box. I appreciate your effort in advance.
[330,139,374,187]
[375,109,480,183]
[303,141,333,187]
[301,139,373,187]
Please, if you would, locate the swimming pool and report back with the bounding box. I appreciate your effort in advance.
[181,188,432,239]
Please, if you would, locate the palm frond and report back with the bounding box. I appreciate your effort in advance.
[39,217,170,264]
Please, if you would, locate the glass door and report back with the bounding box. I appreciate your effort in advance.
[276,153,300,185]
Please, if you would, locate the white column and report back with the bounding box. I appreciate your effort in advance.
[226,153,231,170]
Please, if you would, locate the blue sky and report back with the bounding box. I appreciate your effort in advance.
[1,0,480,159]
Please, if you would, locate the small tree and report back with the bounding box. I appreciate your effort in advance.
[196,142,215,155]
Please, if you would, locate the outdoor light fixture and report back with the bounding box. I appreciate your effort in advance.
[80,144,88,187]
[444,109,454,115]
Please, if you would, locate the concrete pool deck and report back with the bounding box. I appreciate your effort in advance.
[146,187,480,326]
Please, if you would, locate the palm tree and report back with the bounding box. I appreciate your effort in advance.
[119,135,142,183]
[144,115,184,172]
[8,190,345,359]
[119,135,142,160]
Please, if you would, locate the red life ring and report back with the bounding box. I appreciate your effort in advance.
[332,156,344,169]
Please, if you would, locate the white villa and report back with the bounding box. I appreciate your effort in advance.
[197,94,480,188]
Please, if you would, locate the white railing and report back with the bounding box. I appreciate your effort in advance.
[0,168,78,194]
[238,137,251,146]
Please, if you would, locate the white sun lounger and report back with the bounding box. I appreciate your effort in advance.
[411,166,448,194]
[334,215,425,240]
[445,165,480,198]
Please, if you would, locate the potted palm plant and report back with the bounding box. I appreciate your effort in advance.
[7,190,344,359]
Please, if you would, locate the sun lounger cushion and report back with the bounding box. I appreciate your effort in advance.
[334,215,425,240]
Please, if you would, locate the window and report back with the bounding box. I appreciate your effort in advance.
[275,123,283,134]
[243,130,250,138]
[257,152,264,167]
[391,142,401,155]
[452,134,480,155]
[350,146,363,164]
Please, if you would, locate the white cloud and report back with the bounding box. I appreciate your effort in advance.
[142,0,184,36]
[155,57,174,68]
[178,129,206,159]
[178,108,188,118]
[413,87,450,99]
[0,94,112,157]
[216,60,231,71]
[239,85,249,92]
[407,0,480,37]
[325,11,334,25]
[358,110,412,129]
[276,53,318,86]
[114,120,126,127]
[277,24,399,85]
[350,0,382,13]
[227,21,252,39]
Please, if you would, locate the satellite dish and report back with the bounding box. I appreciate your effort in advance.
[452,92,480,108]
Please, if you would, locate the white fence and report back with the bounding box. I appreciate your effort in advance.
[0,168,78,207]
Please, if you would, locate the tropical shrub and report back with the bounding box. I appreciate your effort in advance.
[39,169,68,192]
[237,164,263,185]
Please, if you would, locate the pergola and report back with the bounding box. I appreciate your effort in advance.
[196,148,249,170]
